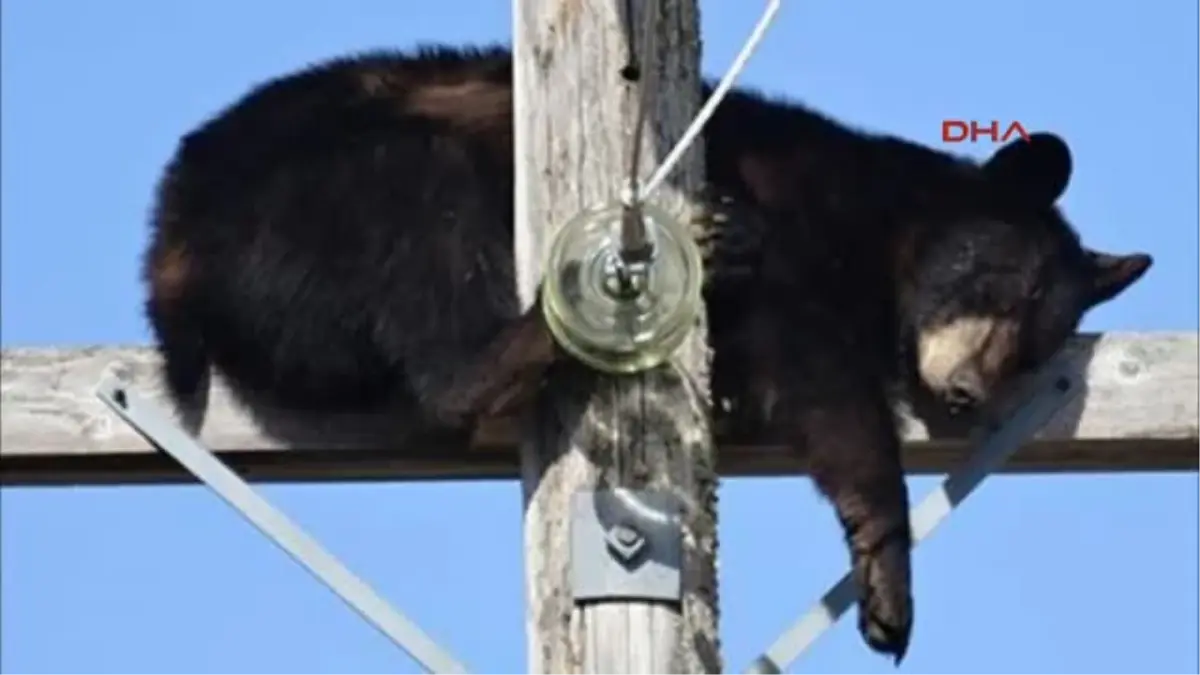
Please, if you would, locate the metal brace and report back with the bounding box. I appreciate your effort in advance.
[93,371,470,675]
[742,354,1083,674]
[570,488,683,603]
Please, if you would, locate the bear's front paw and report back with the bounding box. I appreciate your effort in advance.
[853,532,914,666]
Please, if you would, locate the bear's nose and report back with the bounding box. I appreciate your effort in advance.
[944,369,985,415]
[945,385,979,414]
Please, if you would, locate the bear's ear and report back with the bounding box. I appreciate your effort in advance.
[982,132,1073,206]
[1085,249,1153,306]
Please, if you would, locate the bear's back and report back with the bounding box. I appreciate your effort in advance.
[144,43,1000,418]
[144,46,524,413]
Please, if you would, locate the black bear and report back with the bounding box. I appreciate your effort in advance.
[141,43,1153,664]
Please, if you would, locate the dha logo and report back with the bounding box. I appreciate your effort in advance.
[942,120,1031,144]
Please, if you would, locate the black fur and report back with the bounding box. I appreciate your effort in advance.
[141,43,1153,664]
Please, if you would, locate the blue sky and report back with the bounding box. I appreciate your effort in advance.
[1,1,1197,673]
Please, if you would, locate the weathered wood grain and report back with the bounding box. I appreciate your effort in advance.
[513,0,719,672]
[2,332,1197,487]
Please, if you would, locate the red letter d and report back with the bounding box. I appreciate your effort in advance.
[942,120,968,142]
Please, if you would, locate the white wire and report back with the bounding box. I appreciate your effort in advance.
[638,0,783,201]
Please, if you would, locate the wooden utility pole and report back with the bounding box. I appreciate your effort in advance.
[512,0,718,672]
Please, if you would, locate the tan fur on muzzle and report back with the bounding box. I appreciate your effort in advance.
[917,315,1018,396]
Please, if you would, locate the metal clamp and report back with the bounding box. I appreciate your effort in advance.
[94,371,470,675]
[570,488,683,603]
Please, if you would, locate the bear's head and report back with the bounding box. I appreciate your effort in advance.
[905,132,1152,412]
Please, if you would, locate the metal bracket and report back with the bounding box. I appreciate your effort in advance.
[570,488,683,603]
[742,355,1083,674]
[93,371,470,675]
